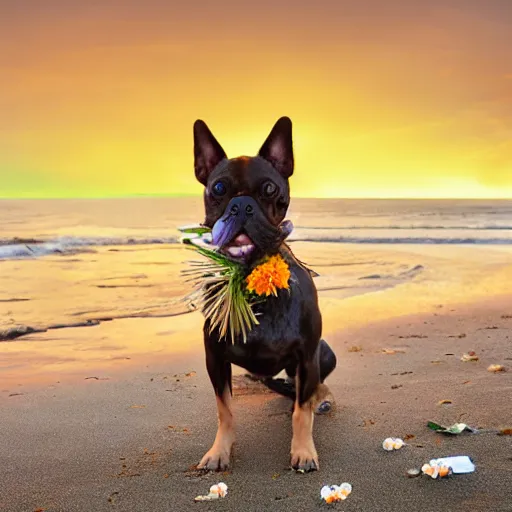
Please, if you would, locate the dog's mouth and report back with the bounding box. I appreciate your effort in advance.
[220,232,256,260]
[211,197,293,263]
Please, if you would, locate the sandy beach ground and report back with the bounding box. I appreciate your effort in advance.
[1,241,512,511]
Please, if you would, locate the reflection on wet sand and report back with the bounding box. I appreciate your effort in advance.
[2,238,512,391]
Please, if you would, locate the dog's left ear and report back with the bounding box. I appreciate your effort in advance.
[193,120,227,185]
[258,117,294,178]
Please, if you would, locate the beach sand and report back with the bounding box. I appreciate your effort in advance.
[1,240,512,511]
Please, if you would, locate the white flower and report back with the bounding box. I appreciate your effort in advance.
[339,482,352,493]
[422,463,441,479]
[320,485,333,499]
[382,437,404,450]
[382,437,395,451]
[393,438,404,449]
[320,483,352,502]
[209,482,228,498]
[217,482,228,497]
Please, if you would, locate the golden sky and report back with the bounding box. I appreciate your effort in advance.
[1,0,512,198]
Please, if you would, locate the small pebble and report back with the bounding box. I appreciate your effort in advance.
[461,352,479,362]
[407,468,421,478]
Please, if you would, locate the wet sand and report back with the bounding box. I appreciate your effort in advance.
[1,289,512,511]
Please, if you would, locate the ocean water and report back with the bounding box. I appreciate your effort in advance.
[2,198,512,373]
[2,198,512,260]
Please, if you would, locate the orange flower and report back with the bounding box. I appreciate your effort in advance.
[246,254,290,296]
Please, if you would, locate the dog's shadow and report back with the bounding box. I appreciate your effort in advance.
[178,373,340,476]
[227,374,339,473]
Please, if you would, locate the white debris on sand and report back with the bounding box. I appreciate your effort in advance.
[194,482,228,502]
[320,483,352,503]
[421,456,475,479]
[382,437,405,451]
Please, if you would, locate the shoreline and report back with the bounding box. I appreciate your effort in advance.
[2,289,511,392]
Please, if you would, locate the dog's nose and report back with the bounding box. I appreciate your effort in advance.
[211,196,261,248]
[226,196,258,218]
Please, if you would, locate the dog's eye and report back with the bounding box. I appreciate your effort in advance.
[212,181,227,196]
[262,181,277,197]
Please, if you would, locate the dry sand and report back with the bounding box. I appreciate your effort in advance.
[1,290,512,511]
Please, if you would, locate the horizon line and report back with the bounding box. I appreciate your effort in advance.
[2,194,512,201]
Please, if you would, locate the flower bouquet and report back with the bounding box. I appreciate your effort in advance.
[179,221,293,343]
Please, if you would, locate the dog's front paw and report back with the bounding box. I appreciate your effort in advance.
[290,444,319,472]
[198,445,231,471]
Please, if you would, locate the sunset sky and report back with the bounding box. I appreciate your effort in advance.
[1,0,512,198]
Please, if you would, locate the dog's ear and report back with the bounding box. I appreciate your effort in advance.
[258,117,294,178]
[193,120,227,185]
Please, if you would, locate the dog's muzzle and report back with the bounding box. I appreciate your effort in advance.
[212,196,284,261]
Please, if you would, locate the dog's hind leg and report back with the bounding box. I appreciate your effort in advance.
[319,339,336,381]
[260,375,296,398]
[198,337,234,471]
[285,339,336,414]
[316,339,336,413]
[286,339,336,382]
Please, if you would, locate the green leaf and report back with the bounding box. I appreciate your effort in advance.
[427,421,477,434]
[179,229,261,344]
[427,421,444,432]
[178,224,212,235]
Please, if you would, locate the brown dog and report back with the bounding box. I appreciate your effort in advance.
[192,117,336,472]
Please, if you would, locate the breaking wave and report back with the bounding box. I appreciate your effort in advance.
[2,226,512,261]
[0,236,179,260]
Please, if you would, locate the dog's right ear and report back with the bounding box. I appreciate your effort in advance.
[193,120,227,185]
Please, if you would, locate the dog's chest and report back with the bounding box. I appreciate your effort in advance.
[224,267,321,376]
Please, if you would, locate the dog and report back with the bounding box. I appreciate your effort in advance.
[192,117,337,472]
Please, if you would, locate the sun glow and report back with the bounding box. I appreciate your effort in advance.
[1,2,511,199]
